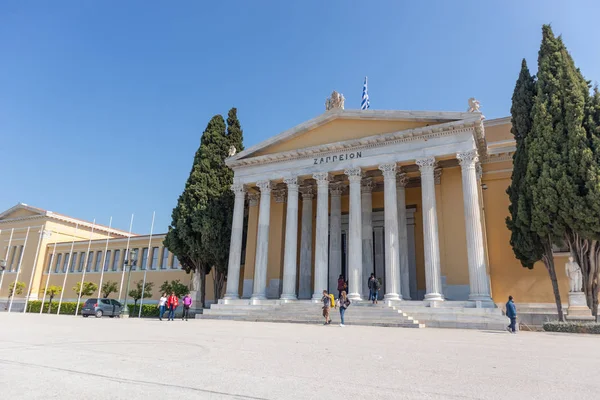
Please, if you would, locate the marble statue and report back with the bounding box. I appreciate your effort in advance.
[467,98,481,113]
[325,91,345,111]
[228,146,237,157]
[565,256,583,292]
[192,270,201,292]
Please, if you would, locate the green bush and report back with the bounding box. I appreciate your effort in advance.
[127,304,188,318]
[25,301,84,315]
[543,321,600,334]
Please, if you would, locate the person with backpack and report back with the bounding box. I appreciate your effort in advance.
[368,274,377,304]
[166,291,179,321]
[321,290,332,325]
[182,293,192,321]
[337,290,351,327]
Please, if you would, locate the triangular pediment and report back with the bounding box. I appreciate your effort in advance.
[229,109,481,162]
[0,204,47,220]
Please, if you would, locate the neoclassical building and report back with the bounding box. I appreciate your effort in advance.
[220,95,571,309]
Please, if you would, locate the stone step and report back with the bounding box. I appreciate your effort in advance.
[199,315,425,328]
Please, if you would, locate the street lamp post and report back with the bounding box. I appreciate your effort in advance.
[122,249,138,318]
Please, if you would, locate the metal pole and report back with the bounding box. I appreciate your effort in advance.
[40,243,57,314]
[23,229,45,313]
[97,217,113,299]
[118,214,134,305]
[9,227,30,313]
[0,228,15,298]
[75,220,96,316]
[138,212,155,318]
[57,224,79,315]
[123,261,134,316]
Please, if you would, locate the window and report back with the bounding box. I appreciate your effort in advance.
[55,254,62,273]
[70,253,78,273]
[150,247,159,270]
[8,246,17,272]
[172,256,180,269]
[94,251,102,272]
[140,248,149,270]
[103,250,111,272]
[78,253,86,272]
[100,299,111,305]
[13,246,24,271]
[86,252,94,272]
[62,253,70,273]
[161,248,169,269]
[131,248,139,270]
[112,250,121,271]
[47,253,53,273]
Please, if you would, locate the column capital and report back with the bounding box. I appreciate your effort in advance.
[256,180,271,194]
[361,177,374,193]
[457,150,479,168]
[299,185,314,200]
[378,163,397,178]
[344,167,362,183]
[313,172,330,188]
[248,193,260,207]
[329,181,344,196]
[273,187,287,203]
[434,168,442,185]
[283,177,299,189]
[396,172,409,188]
[416,157,437,172]
[230,183,246,198]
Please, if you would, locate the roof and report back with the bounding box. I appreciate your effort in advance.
[0,203,136,237]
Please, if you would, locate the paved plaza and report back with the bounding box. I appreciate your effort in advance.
[1,313,598,399]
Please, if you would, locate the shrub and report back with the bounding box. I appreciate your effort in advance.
[543,321,600,334]
[127,304,188,319]
[26,301,84,315]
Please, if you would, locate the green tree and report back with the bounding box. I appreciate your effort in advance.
[101,281,118,298]
[128,280,154,316]
[73,281,97,298]
[164,115,228,307]
[159,279,190,299]
[6,281,25,310]
[45,285,62,314]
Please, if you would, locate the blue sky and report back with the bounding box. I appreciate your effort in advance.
[2,1,600,234]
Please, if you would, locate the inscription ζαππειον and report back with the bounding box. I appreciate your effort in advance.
[313,151,362,165]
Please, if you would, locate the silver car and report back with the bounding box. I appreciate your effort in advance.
[81,298,123,318]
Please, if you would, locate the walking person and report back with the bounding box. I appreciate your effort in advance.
[368,274,377,304]
[321,290,332,325]
[506,295,517,333]
[182,293,192,321]
[338,290,351,327]
[158,293,167,321]
[372,277,380,304]
[166,291,179,321]
[337,275,345,299]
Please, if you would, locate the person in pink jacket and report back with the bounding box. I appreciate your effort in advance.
[182,294,192,321]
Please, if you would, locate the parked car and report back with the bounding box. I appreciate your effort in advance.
[82,298,123,318]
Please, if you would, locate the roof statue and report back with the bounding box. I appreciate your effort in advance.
[228,145,237,157]
[467,98,481,113]
[325,91,345,111]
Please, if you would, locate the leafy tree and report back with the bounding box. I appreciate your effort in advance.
[45,285,62,314]
[6,281,25,310]
[73,281,97,298]
[159,279,190,299]
[128,280,154,316]
[101,281,118,298]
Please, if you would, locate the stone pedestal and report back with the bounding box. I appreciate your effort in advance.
[566,292,595,321]
[190,290,203,313]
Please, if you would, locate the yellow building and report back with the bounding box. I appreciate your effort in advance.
[0,98,574,320]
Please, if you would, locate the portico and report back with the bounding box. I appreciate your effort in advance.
[223,102,495,308]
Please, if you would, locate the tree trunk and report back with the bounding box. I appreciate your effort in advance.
[200,268,206,308]
[48,297,53,314]
[566,230,599,317]
[213,268,226,302]
[542,237,564,321]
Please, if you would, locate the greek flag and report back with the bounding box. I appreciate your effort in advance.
[361,77,370,110]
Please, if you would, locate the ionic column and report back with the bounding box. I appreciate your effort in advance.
[224,183,246,299]
[457,150,493,306]
[361,177,374,297]
[312,173,329,301]
[416,157,444,302]
[379,163,401,300]
[345,167,363,300]
[251,180,271,301]
[298,184,314,299]
[328,182,343,295]
[396,172,411,300]
[280,177,299,300]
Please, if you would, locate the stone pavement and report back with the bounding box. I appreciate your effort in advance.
[0,313,598,400]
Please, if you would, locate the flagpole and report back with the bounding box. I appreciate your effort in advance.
[8,227,30,313]
[75,219,96,316]
[138,211,155,318]
[0,228,14,300]
[118,214,134,305]
[23,228,45,313]
[96,217,113,300]
[40,242,57,314]
[57,224,79,315]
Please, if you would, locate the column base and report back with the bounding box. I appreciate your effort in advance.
[384,293,402,301]
[468,294,495,308]
[222,293,240,300]
[424,293,445,306]
[347,293,362,301]
[280,294,297,302]
[250,294,267,303]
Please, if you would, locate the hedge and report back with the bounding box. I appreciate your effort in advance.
[26,301,84,315]
[127,304,186,318]
[543,321,600,334]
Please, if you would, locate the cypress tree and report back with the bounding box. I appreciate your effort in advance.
[164,115,228,307]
